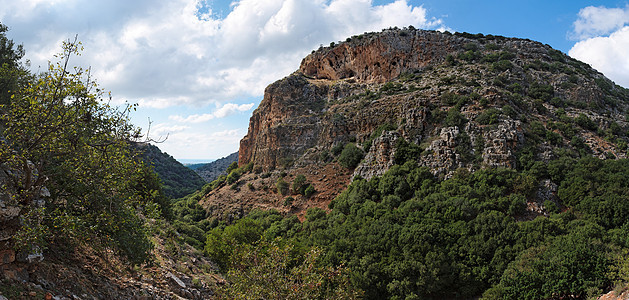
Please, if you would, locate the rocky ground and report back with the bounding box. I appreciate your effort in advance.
[0,219,221,300]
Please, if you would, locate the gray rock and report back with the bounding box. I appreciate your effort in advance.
[165,272,186,289]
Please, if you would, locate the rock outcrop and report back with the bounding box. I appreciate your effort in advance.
[300,30,460,83]
[211,27,629,217]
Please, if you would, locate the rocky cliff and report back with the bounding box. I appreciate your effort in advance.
[215,27,629,217]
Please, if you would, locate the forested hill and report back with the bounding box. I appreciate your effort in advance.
[135,142,206,198]
[191,151,238,182]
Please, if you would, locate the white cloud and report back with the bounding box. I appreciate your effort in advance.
[150,124,190,136]
[569,26,629,87]
[169,103,255,123]
[1,0,443,108]
[571,5,629,40]
[568,5,629,88]
[156,129,245,159]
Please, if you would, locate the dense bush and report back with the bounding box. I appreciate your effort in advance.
[445,107,467,127]
[337,143,364,169]
[276,178,289,195]
[0,36,161,264]
[476,108,501,125]
[575,113,598,131]
[205,154,629,299]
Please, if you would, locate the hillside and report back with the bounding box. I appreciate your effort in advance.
[194,28,629,299]
[203,27,629,218]
[135,143,206,199]
[192,152,238,182]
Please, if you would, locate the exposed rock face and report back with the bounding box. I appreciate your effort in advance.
[300,30,460,83]
[354,131,400,180]
[239,75,329,170]
[219,27,629,217]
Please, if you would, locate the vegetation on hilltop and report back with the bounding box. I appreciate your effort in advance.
[135,142,206,199]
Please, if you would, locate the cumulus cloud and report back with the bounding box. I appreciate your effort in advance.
[571,5,629,40]
[569,27,629,87]
[1,0,443,108]
[156,129,246,158]
[569,5,629,88]
[169,103,255,123]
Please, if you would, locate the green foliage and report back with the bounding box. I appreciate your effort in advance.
[476,108,501,125]
[380,82,406,95]
[0,38,158,264]
[445,107,467,127]
[491,60,513,72]
[219,239,361,299]
[488,225,611,299]
[575,113,597,131]
[441,92,469,107]
[292,174,308,194]
[528,82,554,101]
[458,49,481,62]
[283,196,294,206]
[337,143,364,169]
[137,143,205,199]
[363,123,396,152]
[304,185,316,198]
[501,105,517,118]
[331,143,344,156]
[276,178,289,195]
[393,139,422,165]
[226,161,238,173]
[0,23,29,107]
[204,218,264,270]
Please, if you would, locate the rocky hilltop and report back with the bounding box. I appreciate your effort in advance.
[208,27,629,217]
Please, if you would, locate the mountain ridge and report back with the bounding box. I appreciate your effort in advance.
[203,27,629,219]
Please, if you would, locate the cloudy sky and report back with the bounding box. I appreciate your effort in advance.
[1,0,629,162]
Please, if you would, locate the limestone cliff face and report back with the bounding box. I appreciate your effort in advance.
[299,30,460,83]
[239,28,629,181]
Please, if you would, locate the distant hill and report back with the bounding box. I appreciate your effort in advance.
[193,152,238,182]
[135,143,206,198]
[185,163,210,170]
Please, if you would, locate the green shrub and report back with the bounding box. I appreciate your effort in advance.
[283,196,294,206]
[276,178,289,195]
[476,108,501,125]
[445,107,467,127]
[394,139,422,165]
[226,161,238,173]
[337,143,364,169]
[502,105,517,118]
[331,143,344,156]
[491,60,513,72]
[529,83,554,101]
[304,185,316,198]
[575,113,597,131]
[293,174,308,195]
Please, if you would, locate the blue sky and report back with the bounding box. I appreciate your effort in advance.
[1,0,629,161]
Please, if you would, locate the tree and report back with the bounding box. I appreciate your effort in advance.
[0,37,158,264]
[219,238,361,300]
[0,23,26,105]
[337,143,364,169]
